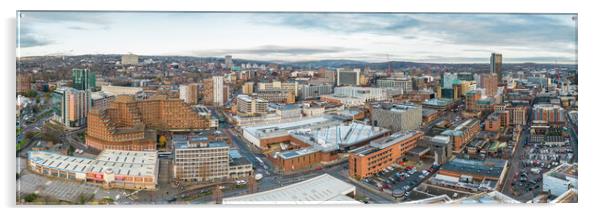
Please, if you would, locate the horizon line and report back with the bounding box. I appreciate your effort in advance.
[16,54,578,65]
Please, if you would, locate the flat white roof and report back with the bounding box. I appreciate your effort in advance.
[453,191,521,204]
[223,174,359,204]
[243,116,339,139]
[28,150,158,177]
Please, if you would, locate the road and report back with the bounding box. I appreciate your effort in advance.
[567,112,578,163]
[16,110,54,157]
[500,125,530,198]
[500,107,534,200]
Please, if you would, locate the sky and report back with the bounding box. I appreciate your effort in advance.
[17,12,577,64]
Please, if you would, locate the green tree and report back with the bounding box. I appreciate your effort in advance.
[23,90,38,98]
[24,131,36,139]
[77,193,94,204]
[24,193,38,202]
[68,145,75,156]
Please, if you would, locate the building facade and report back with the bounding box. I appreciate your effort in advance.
[336,68,361,86]
[72,68,96,91]
[173,137,231,182]
[481,73,498,97]
[121,53,139,65]
[236,94,268,116]
[28,150,158,190]
[242,82,254,95]
[532,104,566,125]
[225,55,233,69]
[255,89,296,104]
[333,86,388,102]
[86,95,209,151]
[300,83,333,100]
[52,87,90,128]
[257,81,299,97]
[90,91,115,110]
[465,90,481,112]
[349,131,424,179]
[371,103,422,132]
[179,83,199,104]
[376,78,412,93]
[441,118,481,152]
[212,76,224,106]
[490,53,503,82]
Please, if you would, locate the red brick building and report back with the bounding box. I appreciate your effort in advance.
[441,118,481,152]
[86,95,209,151]
[348,131,424,179]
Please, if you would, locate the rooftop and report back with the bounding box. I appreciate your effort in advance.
[422,108,438,116]
[90,91,114,100]
[237,94,267,103]
[222,174,359,204]
[288,122,389,153]
[453,191,521,204]
[277,147,321,160]
[28,150,158,177]
[477,97,494,105]
[351,131,422,156]
[403,195,452,204]
[373,102,421,113]
[440,158,507,178]
[423,98,453,106]
[441,119,479,137]
[431,135,451,145]
[545,163,578,181]
[243,116,340,139]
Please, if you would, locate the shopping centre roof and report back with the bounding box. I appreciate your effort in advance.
[28,150,158,178]
[287,122,389,154]
[243,116,339,139]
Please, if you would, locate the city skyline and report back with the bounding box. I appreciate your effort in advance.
[17,12,577,64]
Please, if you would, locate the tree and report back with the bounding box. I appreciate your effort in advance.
[40,123,61,144]
[32,105,41,114]
[24,193,38,202]
[24,131,36,140]
[158,135,167,148]
[77,193,94,204]
[22,89,38,98]
[68,145,75,156]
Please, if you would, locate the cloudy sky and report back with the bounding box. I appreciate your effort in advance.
[17,12,577,64]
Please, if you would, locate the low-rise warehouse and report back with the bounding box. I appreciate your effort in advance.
[543,163,578,197]
[28,150,159,190]
[432,158,508,192]
[222,174,360,204]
